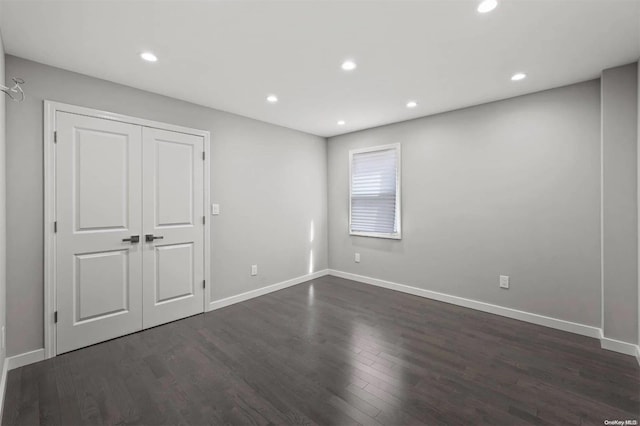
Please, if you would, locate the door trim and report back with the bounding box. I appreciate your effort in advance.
[44,101,211,359]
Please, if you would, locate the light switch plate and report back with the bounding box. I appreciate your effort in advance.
[355,253,360,263]
[211,204,220,215]
[251,264,258,276]
[499,275,510,289]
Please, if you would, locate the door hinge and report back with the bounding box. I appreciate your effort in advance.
[203,216,205,225]
[203,280,206,289]
[202,152,205,161]
[54,131,57,143]
[54,311,58,323]
[54,221,57,233]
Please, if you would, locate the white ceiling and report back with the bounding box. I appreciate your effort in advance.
[1,0,639,137]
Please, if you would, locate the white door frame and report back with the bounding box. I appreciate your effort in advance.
[44,100,211,359]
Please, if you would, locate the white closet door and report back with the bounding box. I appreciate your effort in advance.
[142,127,205,328]
[55,112,143,354]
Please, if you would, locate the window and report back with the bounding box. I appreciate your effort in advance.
[349,144,401,239]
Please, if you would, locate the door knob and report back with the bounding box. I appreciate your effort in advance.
[122,235,140,243]
[145,234,164,242]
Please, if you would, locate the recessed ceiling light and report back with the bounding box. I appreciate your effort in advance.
[511,72,527,81]
[477,0,498,13]
[406,101,418,108]
[266,95,278,103]
[341,60,357,71]
[140,52,158,62]
[337,120,346,126]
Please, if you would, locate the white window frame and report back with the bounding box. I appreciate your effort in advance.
[349,143,402,240]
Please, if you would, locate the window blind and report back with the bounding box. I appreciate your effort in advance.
[350,146,400,238]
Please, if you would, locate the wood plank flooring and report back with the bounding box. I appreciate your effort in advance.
[3,275,639,425]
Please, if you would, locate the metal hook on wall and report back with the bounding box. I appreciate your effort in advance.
[1,77,25,102]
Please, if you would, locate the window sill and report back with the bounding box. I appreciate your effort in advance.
[349,231,402,240]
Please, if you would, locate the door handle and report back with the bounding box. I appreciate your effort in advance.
[122,235,140,243]
[145,234,164,242]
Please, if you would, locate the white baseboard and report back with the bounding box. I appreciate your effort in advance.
[7,349,45,371]
[208,269,329,311]
[328,270,602,339]
[0,348,46,422]
[4,269,637,374]
[0,357,7,424]
[600,335,640,357]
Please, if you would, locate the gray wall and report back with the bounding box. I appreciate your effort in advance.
[0,26,6,369]
[328,80,602,327]
[5,56,328,356]
[601,63,639,345]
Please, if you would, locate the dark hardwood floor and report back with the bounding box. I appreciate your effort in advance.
[3,275,639,425]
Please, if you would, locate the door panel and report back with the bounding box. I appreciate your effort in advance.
[142,128,204,328]
[56,112,143,354]
[75,129,129,231]
[156,140,194,226]
[155,243,194,304]
[75,250,130,323]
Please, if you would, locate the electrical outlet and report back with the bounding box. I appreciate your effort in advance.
[251,264,258,276]
[499,275,510,289]
[354,253,360,263]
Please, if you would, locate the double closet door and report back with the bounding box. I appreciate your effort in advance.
[55,112,205,354]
